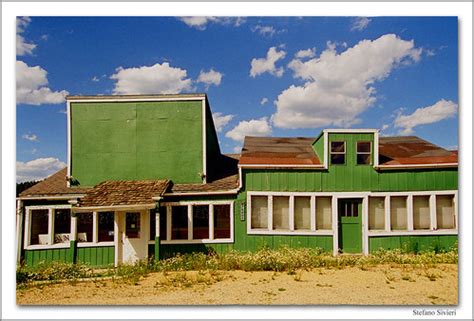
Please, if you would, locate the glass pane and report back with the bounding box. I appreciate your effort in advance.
[30,209,49,245]
[126,212,140,238]
[390,197,407,230]
[77,212,93,243]
[331,141,345,153]
[437,195,455,229]
[251,196,268,229]
[98,212,114,242]
[331,154,345,165]
[171,206,188,240]
[357,142,371,153]
[159,207,167,240]
[316,197,332,230]
[54,209,71,243]
[193,205,209,240]
[294,197,311,230]
[413,196,430,230]
[369,197,385,230]
[273,196,290,230]
[214,204,230,239]
[357,154,371,165]
[149,210,156,241]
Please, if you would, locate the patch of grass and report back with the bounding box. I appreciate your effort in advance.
[16,261,93,287]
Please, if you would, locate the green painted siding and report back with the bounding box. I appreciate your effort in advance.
[369,235,457,253]
[312,134,324,161]
[24,248,71,266]
[76,246,114,267]
[71,100,204,186]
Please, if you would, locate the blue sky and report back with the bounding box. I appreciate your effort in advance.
[16,16,458,182]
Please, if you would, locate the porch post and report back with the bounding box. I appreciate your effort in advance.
[70,212,78,264]
[16,199,24,265]
[154,205,161,261]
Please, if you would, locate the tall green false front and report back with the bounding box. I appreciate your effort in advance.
[70,100,204,186]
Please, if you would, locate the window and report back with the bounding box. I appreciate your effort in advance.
[159,207,167,240]
[98,212,114,242]
[125,212,140,238]
[369,197,385,230]
[251,196,268,229]
[77,212,93,243]
[413,196,430,230]
[214,205,231,239]
[330,141,346,165]
[273,196,290,230]
[356,141,371,165]
[53,209,71,244]
[171,206,188,240]
[193,205,210,239]
[390,197,407,230]
[30,209,49,245]
[294,197,311,230]
[338,199,359,217]
[316,197,332,230]
[436,195,455,229]
[149,210,156,241]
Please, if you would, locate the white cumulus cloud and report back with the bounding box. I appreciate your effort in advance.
[17,16,36,56]
[394,99,458,135]
[295,47,316,59]
[252,25,277,37]
[110,62,193,95]
[16,61,69,105]
[178,17,245,30]
[225,117,272,142]
[260,97,269,105]
[197,68,223,88]
[250,46,286,78]
[212,112,234,133]
[16,157,66,182]
[273,34,422,129]
[351,17,372,31]
[22,134,38,141]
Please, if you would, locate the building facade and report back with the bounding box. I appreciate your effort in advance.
[17,94,458,267]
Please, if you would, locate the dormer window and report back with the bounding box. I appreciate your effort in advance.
[357,141,372,165]
[330,141,346,165]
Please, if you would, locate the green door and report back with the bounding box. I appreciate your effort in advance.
[338,199,363,253]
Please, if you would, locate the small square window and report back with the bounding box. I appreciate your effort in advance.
[330,141,346,165]
[356,141,372,165]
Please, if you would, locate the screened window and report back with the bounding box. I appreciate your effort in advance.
[159,207,168,240]
[98,212,114,242]
[171,206,188,240]
[369,197,385,230]
[356,141,372,165]
[30,209,49,245]
[436,195,455,229]
[53,209,71,244]
[77,212,93,243]
[413,196,430,230]
[330,141,346,165]
[390,197,407,230]
[193,205,210,239]
[214,204,231,239]
[273,196,290,230]
[294,197,311,230]
[316,197,332,230]
[251,196,268,229]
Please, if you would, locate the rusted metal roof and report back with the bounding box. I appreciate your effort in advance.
[78,179,170,208]
[19,168,90,198]
[239,136,322,166]
[378,136,457,165]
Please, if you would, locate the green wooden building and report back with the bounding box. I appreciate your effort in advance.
[16,94,458,267]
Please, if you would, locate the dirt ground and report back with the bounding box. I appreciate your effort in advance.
[17,264,457,305]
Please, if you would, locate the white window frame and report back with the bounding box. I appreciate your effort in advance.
[24,205,72,250]
[356,141,372,165]
[247,192,334,236]
[330,141,346,165]
[367,190,458,236]
[149,201,234,244]
[76,211,115,248]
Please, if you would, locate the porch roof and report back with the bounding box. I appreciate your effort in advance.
[77,179,170,208]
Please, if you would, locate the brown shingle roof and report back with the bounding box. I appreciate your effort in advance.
[19,168,90,198]
[78,179,170,208]
[239,136,322,166]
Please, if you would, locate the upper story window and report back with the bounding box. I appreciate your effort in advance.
[330,141,346,165]
[356,141,372,165]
